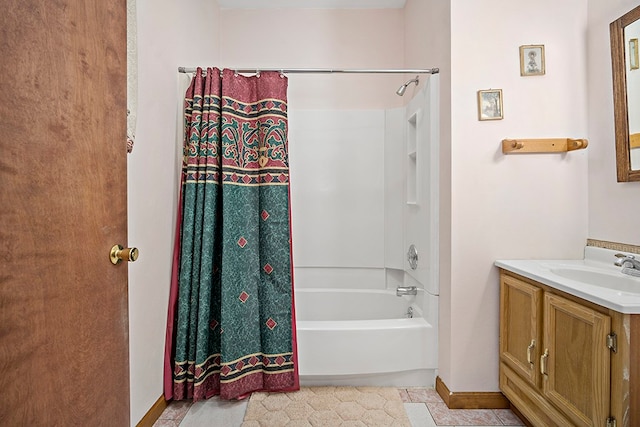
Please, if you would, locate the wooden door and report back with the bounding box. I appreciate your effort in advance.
[543,293,610,427]
[500,273,542,388]
[0,1,129,425]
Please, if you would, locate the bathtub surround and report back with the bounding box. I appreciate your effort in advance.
[165,68,298,401]
[289,75,440,387]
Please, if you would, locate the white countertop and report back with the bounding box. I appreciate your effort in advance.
[495,246,640,314]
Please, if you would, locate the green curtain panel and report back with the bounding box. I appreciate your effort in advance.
[164,67,298,401]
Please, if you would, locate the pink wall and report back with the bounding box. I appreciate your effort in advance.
[587,0,640,246]
[219,9,405,109]
[445,0,589,392]
[129,0,219,423]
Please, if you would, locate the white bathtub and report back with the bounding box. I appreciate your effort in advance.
[294,288,438,387]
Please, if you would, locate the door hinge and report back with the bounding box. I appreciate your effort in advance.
[607,333,618,353]
[607,416,616,427]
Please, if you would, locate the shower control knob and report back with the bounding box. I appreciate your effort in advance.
[407,244,418,270]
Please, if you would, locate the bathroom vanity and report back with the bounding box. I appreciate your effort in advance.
[496,247,640,427]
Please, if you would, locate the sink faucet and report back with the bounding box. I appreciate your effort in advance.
[614,253,640,277]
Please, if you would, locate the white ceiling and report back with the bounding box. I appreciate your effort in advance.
[217,0,406,9]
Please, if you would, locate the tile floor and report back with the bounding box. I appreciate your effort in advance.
[153,388,525,427]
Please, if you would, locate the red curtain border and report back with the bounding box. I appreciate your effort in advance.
[163,184,183,400]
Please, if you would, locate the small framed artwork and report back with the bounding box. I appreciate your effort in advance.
[519,44,545,76]
[630,38,639,70]
[477,89,503,121]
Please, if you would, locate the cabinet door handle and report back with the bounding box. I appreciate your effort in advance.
[527,340,536,365]
[540,349,549,376]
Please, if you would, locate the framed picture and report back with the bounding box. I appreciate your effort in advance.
[630,38,639,70]
[477,89,503,121]
[519,45,545,76]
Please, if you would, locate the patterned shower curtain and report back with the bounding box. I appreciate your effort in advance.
[164,67,298,401]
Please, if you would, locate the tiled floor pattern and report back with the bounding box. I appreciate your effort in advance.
[154,388,525,427]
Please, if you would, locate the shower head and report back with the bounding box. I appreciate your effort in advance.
[396,76,420,96]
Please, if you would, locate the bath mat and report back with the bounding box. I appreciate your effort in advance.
[241,386,411,426]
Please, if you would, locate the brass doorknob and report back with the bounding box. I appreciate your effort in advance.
[110,245,139,265]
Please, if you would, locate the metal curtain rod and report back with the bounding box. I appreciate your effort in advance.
[177,66,439,75]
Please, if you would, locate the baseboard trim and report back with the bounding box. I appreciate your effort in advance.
[136,395,169,427]
[435,376,510,409]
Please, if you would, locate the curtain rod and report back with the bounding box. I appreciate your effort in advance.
[177,67,439,75]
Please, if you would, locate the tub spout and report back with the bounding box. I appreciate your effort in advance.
[396,286,417,296]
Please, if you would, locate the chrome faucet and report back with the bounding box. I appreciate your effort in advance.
[614,253,640,277]
[396,286,417,296]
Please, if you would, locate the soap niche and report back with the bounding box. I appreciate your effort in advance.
[407,110,418,205]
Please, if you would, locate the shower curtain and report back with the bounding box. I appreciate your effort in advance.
[164,67,298,401]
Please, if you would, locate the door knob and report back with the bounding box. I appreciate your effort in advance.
[110,245,139,265]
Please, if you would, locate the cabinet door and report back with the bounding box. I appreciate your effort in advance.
[542,293,611,427]
[500,274,542,388]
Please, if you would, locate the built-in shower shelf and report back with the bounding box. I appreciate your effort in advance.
[408,151,417,160]
[501,138,588,154]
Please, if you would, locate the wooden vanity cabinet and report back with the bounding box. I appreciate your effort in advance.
[499,270,640,427]
[500,274,542,391]
[543,293,610,426]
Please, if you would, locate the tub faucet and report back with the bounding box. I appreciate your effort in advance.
[396,286,417,296]
[614,253,640,277]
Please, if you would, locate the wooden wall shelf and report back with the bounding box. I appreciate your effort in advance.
[501,138,588,154]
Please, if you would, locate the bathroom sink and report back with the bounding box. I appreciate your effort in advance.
[496,247,640,313]
[550,267,640,294]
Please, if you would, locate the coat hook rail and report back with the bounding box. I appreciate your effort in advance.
[501,138,588,154]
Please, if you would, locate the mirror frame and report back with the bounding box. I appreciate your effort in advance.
[610,5,640,182]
